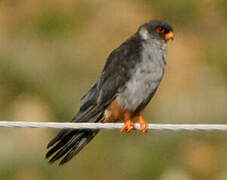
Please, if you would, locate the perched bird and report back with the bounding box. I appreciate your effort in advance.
[46,20,174,165]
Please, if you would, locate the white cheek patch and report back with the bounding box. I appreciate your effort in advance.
[139,27,150,40]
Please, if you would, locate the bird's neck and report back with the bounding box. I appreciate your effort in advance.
[141,38,167,67]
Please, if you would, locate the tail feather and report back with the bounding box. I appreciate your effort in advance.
[46,109,104,165]
[47,129,70,148]
[47,129,99,165]
[46,130,76,159]
[59,130,99,165]
[48,132,84,163]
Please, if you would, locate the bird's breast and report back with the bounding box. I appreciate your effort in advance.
[116,40,167,111]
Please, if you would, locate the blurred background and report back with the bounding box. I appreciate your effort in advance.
[0,0,226,179]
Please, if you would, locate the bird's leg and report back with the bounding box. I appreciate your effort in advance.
[137,114,148,133]
[120,115,135,133]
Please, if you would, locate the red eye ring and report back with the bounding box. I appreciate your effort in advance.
[156,26,165,34]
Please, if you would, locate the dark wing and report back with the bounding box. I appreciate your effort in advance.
[76,33,142,116]
[96,34,142,105]
[46,33,142,165]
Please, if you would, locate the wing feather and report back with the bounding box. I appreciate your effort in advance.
[46,33,142,165]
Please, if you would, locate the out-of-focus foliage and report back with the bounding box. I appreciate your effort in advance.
[144,0,199,24]
[0,0,226,180]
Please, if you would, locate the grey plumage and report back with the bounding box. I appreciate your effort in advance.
[116,38,167,110]
[46,20,173,165]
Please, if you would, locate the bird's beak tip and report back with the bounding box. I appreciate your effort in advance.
[165,31,174,41]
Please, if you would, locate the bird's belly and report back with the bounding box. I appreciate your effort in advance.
[116,62,164,111]
[116,80,159,111]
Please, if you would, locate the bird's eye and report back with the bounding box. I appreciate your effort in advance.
[156,26,165,34]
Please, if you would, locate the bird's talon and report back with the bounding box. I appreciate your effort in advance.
[120,120,135,133]
[138,114,148,134]
[140,122,148,133]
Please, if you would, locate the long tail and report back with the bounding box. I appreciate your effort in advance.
[46,109,104,165]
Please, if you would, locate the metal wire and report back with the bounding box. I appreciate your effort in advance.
[0,121,226,131]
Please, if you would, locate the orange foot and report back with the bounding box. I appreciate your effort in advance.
[120,119,135,133]
[138,114,148,133]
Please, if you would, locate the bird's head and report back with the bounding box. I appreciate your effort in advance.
[138,20,174,42]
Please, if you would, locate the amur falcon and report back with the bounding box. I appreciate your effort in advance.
[46,20,174,165]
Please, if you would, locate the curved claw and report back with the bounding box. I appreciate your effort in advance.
[138,114,148,133]
[120,119,135,133]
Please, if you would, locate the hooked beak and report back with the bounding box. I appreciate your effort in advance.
[165,31,174,41]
